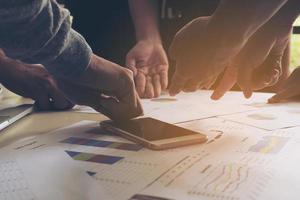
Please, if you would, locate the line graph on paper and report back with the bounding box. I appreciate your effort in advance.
[153,151,210,188]
[141,157,274,200]
[188,162,273,200]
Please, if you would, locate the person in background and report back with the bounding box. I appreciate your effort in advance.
[128,0,223,98]
[64,0,220,99]
[0,0,143,121]
[126,0,296,100]
[64,0,297,101]
[127,0,168,98]
[169,0,299,100]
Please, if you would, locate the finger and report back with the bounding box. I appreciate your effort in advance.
[60,79,143,120]
[95,80,139,112]
[116,70,141,110]
[204,75,218,90]
[233,30,277,98]
[46,81,74,110]
[211,66,237,100]
[169,71,188,96]
[145,76,155,98]
[237,66,254,98]
[135,71,146,98]
[183,79,199,93]
[125,56,137,76]
[34,94,52,111]
[99,91,143,121]
[268,85,299,103]
[153,74,162,97]
[160,70,168,90]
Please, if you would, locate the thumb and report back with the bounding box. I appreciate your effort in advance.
[98,92,143,121]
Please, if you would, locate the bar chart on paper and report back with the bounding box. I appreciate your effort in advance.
[65,150,124,165]
[82,148,194,200]
[60,137,143,151]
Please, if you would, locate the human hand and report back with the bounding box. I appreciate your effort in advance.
[211,20,292,100]
[268,67,300,103]
[169,16,245,96]
[57,54,143,121]
[126,40,168,98]
[0,52,73,111]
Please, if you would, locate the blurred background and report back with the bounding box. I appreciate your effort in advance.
[60,0,300,71]
[291,17,300,69]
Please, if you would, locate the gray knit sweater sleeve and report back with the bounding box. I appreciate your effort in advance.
[0,0,92,77]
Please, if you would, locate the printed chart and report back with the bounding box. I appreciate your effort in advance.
[65,150,123,165]
[248,136,289,154]
[138,157,273,200]
[61,137,142,151]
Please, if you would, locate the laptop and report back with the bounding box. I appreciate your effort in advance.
[0,104,34,131]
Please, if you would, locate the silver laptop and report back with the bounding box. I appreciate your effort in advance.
[0,104,34,131]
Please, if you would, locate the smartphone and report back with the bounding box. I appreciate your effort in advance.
[100,117,207,150]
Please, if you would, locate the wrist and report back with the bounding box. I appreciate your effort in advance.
[136,29,162,43]
[137,38,163,46]
[0,57,26,85]
[0,57,12,82]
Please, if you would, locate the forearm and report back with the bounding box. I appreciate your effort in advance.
[0,54,19,84]
[0,0,92,78]
[128,0,161,42]
[207,0,289,45]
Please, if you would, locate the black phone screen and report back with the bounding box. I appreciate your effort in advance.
[110,117,200,141]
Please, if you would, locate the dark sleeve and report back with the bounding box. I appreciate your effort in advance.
[0,0,92,77]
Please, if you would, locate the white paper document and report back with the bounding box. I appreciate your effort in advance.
[142,91,272,124]
[11,121,198,200]
[72,91,273,124]
[2,91,300,200]
[220,102,300,130]
[0,143,107,200]
[132,118,300,200]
